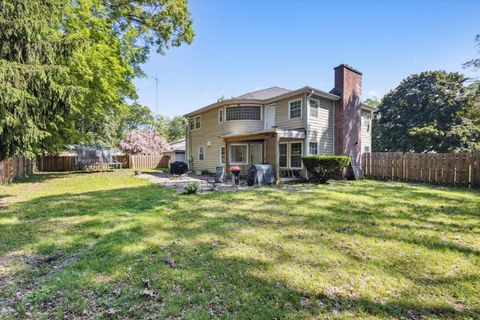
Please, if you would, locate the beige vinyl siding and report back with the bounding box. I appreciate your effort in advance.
[188,107,225,173]
[273,94,305,130]
[307,97,334,155]
[361,110,372,153]
[187,105,264,173]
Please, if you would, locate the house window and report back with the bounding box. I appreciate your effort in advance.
[218,109,224,123]
[195,116,201,129]
[290,142,303,168]
[189,118,195,130]
[309,142,318,155]
[198,146,205,161]
[362,112,370,132]
[364,146,370,153]
[230,144,248,164]
[225,106,261,121]
[309,99,319,118]
[289,99,302,119]
[220,146,225,164]
[279,143,288,167]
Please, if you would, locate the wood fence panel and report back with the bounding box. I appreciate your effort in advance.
[0,157,29,183]
[362,152,480,188]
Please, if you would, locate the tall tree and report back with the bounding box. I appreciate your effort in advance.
[0,0,194,158]
[373,71,480,153]
[122,103,155,132]
[154,115,186,142]
[0,0,78,160]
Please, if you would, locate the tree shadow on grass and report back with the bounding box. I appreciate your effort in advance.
[1,181,479,318]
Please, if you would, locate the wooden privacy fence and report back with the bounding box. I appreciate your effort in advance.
[362,152,480,188]
[0,156,33,183]
[38,154,170,172]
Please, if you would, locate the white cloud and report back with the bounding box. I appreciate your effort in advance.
[368,90,379,98]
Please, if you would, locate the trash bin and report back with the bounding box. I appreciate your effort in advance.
[215,166,224,183]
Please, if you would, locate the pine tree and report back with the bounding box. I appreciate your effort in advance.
[0,0,78,160]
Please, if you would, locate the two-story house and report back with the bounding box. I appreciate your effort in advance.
[185,64,376,180]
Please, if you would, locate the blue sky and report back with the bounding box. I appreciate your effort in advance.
[133,0,480,117]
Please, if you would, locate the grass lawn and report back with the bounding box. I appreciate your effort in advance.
[0,171,479,319]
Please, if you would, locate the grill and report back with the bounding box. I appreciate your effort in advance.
[170,161,188,175]
[247,164,275,186]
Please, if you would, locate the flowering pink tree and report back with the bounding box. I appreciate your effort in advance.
[119,131,170,155]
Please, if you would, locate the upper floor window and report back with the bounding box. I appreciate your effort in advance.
[226,106,261,121]
[190,116,201,130]
[309,99,319,118]
[289,99,302,119]
[218,108,224,123]
[362,112,371,132]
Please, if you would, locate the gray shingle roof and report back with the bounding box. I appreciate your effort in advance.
[235,86,290,100]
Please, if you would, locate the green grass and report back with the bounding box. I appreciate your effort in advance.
[0,171,479,319]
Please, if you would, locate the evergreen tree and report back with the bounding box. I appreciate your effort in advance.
[0,0,78,159]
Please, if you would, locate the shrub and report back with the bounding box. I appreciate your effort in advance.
[302,156,351,184]
[184,181,201,194]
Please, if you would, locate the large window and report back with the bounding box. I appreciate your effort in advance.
[289,99,302,119]
[290,142,303,168]
[198,146,205,161]
[309,99,319,118]
[279,143,288,167]
[226,106,261,121]
[309,142,318,155]
[230,144,248,164]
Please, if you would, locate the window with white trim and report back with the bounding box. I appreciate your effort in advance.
[198,146,205,161]
[279,143,288,167]
[195,116,201,129]
[290,142,303,168]
[230,144,248,164]
[309,142,318,155]
[218,109,224,123]
[289,99,302,119]
[189,118,195,130]
[226,106,261,121]
[309,99,319,118]
[362,112,370,132]
[220,146,225,164]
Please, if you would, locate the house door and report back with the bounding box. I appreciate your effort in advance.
[265,105,276,129]
[249,143,263,164]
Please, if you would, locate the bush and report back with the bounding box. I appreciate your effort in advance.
[302,156,351,184]
[184,181,201,194]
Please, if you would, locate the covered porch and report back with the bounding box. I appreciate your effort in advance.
[222,129,306,182]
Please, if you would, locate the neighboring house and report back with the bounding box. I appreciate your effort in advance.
[164,139,186,164]
[185,64,376,179]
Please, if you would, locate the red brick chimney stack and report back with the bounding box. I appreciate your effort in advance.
[333,64,362,166]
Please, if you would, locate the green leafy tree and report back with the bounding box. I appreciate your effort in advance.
[122,103,155,132]
[0,0,79,160]
[154,115,186,142]
[1,0,194,158]
[373,71,480,153]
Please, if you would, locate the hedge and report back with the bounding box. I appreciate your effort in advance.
[301,156,351,184]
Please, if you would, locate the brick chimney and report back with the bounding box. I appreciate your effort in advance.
[332,64,362,166]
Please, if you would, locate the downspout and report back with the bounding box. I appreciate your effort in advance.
[304,90,314,179]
